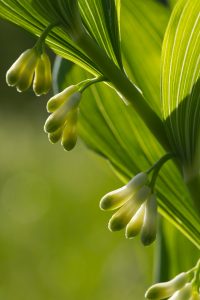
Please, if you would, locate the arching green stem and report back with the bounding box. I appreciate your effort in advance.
[184,172,200,216]
[74,31,170,152]
[35,22,59,54]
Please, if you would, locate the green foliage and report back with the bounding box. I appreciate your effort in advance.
[162,0,200,176]
[52,0,200,248]
[0,0,199,297]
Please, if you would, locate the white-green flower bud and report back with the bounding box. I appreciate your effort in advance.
[6,48,38,92]
[61,109,78,151]
[48,126,64,144]
[108,186,150,231]
[100,172,147,211]
[125,203,145,238]
[145,272,190,299]
[141,193,157,246]
[168,283,192,300]
[44,92,81,133]
[33,52,52,96]
[47,85,78,113]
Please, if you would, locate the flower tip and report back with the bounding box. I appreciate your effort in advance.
[44,111,64,133]
[144,286,163,299]
[16,87,23,93]
[34,86,48,97]
[62,139,77,151]
[141,234,156,246]
[108,216,126,232]
[125,227,138,239]
[6,70,17,87]
[144,289,153,299]
[99,194,115,211]
[125,229,133,239]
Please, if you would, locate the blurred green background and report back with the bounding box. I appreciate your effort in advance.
[0,20,153,300]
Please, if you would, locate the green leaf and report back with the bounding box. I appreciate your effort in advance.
[79,0,122,69]
[0,0,121,74]
[51,0,200,247]
[0,0,96,73]
[161,0,200,176]
[53,57,200,249]
[1,0,200,248]
[121,0,170,115]
[154,218,199,283]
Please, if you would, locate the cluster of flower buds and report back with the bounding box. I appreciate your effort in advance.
[145,270,200,300]
[100,172,157,246]
[6,23,54,96]
[44,85,82,151]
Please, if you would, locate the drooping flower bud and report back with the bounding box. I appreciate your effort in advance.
[126,203,145,238]
[100,172,147,211]
[6,48,38,92]
[141,193,157,246]
[47,85,78,112]
[44,92,81,133]
[61,108,78,151]
[168,283,192,300]
[145,272,190,299]
[48,126,64,144]
[108,186,150,231]
[33,52,52,96]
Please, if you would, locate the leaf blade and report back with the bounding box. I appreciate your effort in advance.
[161,0,200,173]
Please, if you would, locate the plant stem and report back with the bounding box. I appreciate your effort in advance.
[75,31,170,152]
[35,22,59,54]
[184,172,200,216]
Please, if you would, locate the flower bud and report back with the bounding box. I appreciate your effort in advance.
[100,172,147,210]
[48,126,63,144]
[6,48,38,92]
[33,52,52,96]
[141,193,157,246]
[145,272,190,299]
[61,109,78,151]
[44,92,81,133]
[168,283,192,300]
[126,203,145,238]
[108,186,150,231]
[47,85,78,113]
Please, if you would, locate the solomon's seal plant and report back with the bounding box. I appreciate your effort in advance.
[0,0,199,298]
[6,22,56,94]
[146,259,200,299]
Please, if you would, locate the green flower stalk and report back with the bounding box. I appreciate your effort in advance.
[32,0,85,41]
